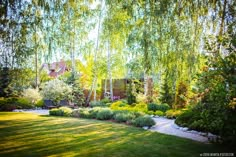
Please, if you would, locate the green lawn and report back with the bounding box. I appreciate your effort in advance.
[0,112,232,157]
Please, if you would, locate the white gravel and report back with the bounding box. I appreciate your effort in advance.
[150,117,210,143]
[13,109,49,115]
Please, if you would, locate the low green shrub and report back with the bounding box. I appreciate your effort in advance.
[165,109,182,119]
[16,98,33,109]
[88,107,102,118]
[155,110,164,116]
[90,101,109,108]
[60,107,73,116]
[35,99,44,108]
[49,107,72,116]
[132,111,144,118]
[147,103,159,112]
[156,103,170,112]
[175,110,197,127]
[147,111,155,115]
[0,97,34,111]
[49,108,64,116]
[22,88,42,105]
[71,109,80,117]
[114,112,135,123]
[133,116,155,127]
[148,103,170,112]
[72,108,91,118]
[96,108,113,120]
[100,98,111,104]
[0,98,16,111]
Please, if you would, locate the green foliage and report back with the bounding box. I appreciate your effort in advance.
[0,97,34,111]
[147,103,170,112]
[41,79,73,105]
[133,116,156,128]
[49,109,64,116]
[72,108,93,119]
[127,80,137,105]
[159,77,174,107]
[174,81,189,109]
[22,88,42,105]
[114,112,136,123]
[16,98,33,109]
[165,110,183,119]
[35,99,44,108]
[96,108,114,120]
[147,103,158,112]
[0,67,11,97]
[154,111,164,116]
[0,98,16,111]
[66,74,85,106]
[49,107,72,117]
[90,100,110,108]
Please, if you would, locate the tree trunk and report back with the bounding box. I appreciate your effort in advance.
[107,41,113,101]
[86,1,103,104]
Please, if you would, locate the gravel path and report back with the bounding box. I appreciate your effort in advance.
[13,109,49,115]
[150,117,210,143]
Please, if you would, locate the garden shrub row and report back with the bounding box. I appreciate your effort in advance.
[50,107,156,128]
[49,107,73,117]
[0,97,39,111]
[110,100,171,117]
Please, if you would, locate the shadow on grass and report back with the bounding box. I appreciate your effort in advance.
[0,112,233,157]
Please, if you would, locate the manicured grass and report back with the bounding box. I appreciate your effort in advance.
[0,112,232,157]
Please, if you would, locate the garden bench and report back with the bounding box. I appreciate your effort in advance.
[44,100,57,109]
[59,100,75,109]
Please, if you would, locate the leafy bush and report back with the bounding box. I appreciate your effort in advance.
[147,111,155,115]
[89,107,103,118]
[110,101,148,114]
[0,97,34,111]
[49,107,72,116]
[147,103,170,112]
[100,98,111,104]
[66,74,85,106]
[114,112,135,123]
[90,101,109,108]
[136,93,148,103]
[16,98,33,109]
[155,111,164,116]
[60,107,73,116]
[156,103,170,112]
[96,108,113,120]
[174,81,189,109]
[22,88,42,105]
[165,109,182,119]
[147,103,158,112]
[35,99,44,108]
[133,116,156,127]
[49,108,64,116]
[0,98,16,111]
[41,79,72,105]
[77,108,93,118]
[110,101,128,110]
